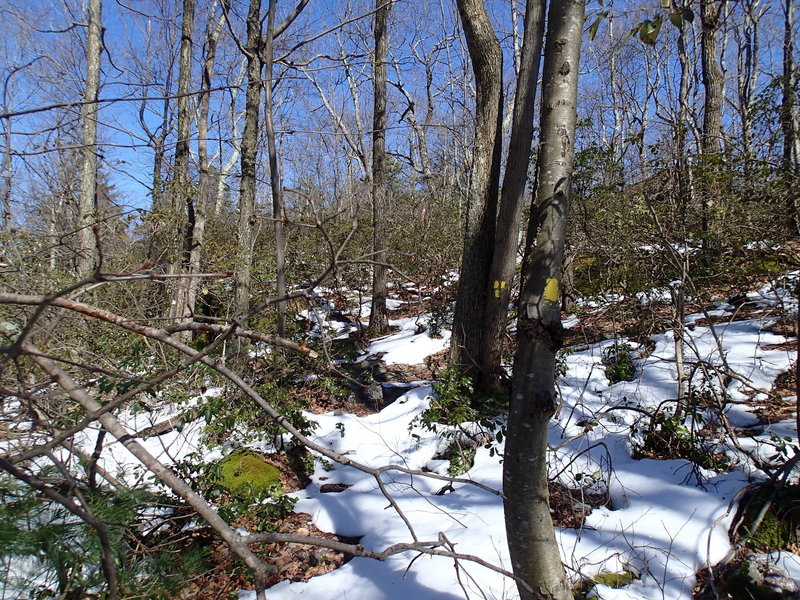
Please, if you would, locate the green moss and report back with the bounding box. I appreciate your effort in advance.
[216,449,281,498]
[572,571,638,599]
[744,259,785,277]
[741,485,800,551]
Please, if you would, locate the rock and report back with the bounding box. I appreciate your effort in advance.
[215,449,281,498]
[722,555,800,600]
[320,483,351,493]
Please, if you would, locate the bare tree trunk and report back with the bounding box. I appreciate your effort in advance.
[234,0,263,324]
[2,115,11,233]
[170,0,197,332]
[782,0,800,233]
[263,0,287,337]
[735,0,765,179]
[449,0,503,377]
[504,1,583,598]
[699,0,725,250]
[189,0,225,337]
[480,0,546,392]
[76,0,102,277]
[368,0,391,335]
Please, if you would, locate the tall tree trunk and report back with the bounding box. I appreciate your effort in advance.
[190,0,225,336]
[782,0,800,233]
[449,0,503,377]
[368,0,391,335]
[76,0,102,277]
[2,115,11,233]
[263,0,287,337]
[234,0,263,324]
[699,0,725,250]
[504,0,584,598]
[736,0,764,180]
[480,0,546,392]
[170,0,197,330]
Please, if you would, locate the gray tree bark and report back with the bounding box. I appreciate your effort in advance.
[781,0,800,233]
[480,0,546,392]
[76,0,103,277]
[170,0,197,333]
[263,0,287,337]
[449,0,503,377]
[234,0,263,324]
[368,0,391,335]
[2,114,11,233]
[699,0,725,248]
[504,0,583,597]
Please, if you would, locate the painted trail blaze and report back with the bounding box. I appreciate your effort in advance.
[544,278,559,302]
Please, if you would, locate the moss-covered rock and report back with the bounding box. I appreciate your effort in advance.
[215,449,281,498]
[740,485,800,551]
[572,571,638,599]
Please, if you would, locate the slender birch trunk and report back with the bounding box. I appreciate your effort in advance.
[504,1,584,597]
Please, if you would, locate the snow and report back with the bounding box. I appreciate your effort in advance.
[237,278,800,599]
[358,315,450,365]
[9,276,799,600]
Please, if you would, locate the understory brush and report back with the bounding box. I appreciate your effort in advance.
[631,403,730,472]
[410,367,507,475]
[0,474,211,600]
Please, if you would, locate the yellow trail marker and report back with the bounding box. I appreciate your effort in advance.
[544,278,559,302]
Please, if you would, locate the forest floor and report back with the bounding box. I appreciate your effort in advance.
[86,273,800,599]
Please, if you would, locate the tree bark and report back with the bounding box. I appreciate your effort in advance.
[699,0,725,249]
[368,0,391,335]
[504,1,583,598]
[263,0,287,337]
[234,0,263,324]
[187,0,225,339]
[170,0,197,332]
[76,0,103,277]
[2,115,11,233]
[449,0,503,377]
[781,0,800,233]
[480,0,546,392]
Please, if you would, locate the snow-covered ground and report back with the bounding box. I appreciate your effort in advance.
[239,277,798,600]
[14,275,796,600]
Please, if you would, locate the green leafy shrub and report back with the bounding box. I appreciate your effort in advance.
[411,367,508,473]
[633,407,729,472]
[0,473,211,600]
[602,342,636,384]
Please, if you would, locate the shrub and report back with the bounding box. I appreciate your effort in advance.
[602,342,636,384]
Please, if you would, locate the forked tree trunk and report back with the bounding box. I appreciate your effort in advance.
[449,0,503,377]
[368,0,391,335]
[504,0,583,598]
[76,0,102,277]
[480,0,546,392]
[189,0,225,337]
